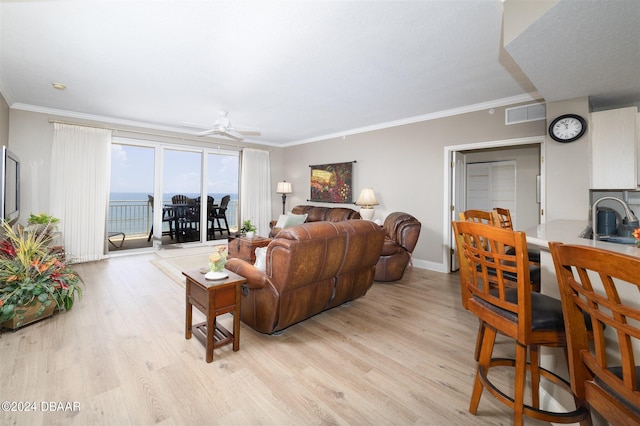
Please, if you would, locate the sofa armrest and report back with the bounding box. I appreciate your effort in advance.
[226,258,269,290]
[380,239,403,256]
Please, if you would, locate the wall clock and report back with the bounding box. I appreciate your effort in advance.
[548,114,587,143]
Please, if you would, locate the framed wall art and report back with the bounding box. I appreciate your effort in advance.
[309,161,355,203]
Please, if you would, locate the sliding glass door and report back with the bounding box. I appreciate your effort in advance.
[108,144,155,252]
[108,138,239,252]
[162,148,203,245]
[207,152,239,240]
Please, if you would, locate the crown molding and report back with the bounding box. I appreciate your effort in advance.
[10,103,210,135]
[285,93,542,147]
[9,103,279,146]
[9,92,541,148]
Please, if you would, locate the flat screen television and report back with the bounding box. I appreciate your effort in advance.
[1,146,20,224]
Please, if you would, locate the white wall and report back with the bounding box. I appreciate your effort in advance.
[0,93,8,148]
[544,97,591,221]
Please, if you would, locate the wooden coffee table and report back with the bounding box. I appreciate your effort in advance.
[183,269,246,363]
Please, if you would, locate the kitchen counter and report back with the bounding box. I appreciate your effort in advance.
[525,219,640,256]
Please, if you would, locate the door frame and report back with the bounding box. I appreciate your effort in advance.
[443,136,545,272]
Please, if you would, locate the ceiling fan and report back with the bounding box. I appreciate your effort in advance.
[195,111,261,140]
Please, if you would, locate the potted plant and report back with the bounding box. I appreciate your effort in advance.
[241,220,257,238]
[0,220,82,329]
[26,212,60,239]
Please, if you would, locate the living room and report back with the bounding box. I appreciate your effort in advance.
[1,1,639,424]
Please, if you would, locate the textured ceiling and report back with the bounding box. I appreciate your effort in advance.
[0,0,638,146]
[505,0,640,111]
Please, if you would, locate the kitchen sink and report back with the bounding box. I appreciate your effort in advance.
[578,225,637,245]
[595,235,637,245]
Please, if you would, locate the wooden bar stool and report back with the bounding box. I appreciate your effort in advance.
[550,242,640,425]
[452,221,589,425]
[457,209,541,362]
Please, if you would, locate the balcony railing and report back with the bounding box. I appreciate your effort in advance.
[107,198,239,237]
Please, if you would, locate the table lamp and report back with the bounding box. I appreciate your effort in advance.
[276,181,292,214]
[355,188,379,221]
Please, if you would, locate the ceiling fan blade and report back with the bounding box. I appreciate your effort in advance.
[223,129,245,140]
[235,129,261,136]
[196,128,219,136]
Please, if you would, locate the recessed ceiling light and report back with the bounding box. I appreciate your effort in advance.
[52,83,66,90]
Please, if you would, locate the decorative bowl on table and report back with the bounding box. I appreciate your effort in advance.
[205,270,228,280]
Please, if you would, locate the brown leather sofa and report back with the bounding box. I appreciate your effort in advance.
[268,205,361,237]
[374,212,421,282]
[226,220,385,334]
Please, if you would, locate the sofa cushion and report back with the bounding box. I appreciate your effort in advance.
[305,207,328,222]
[254,246,267,271]
[284,213,308,228]
[274,214,288,229]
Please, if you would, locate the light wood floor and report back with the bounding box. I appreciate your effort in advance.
[0,253,552,425]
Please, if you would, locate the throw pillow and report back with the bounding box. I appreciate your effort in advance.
[254,246,267,271]
[275,214,288,229]
[284,213,307,228]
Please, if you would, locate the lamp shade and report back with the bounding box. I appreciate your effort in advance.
[355,188,379,207]
[276,181,292,194]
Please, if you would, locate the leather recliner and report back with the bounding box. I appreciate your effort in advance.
[226,220,385,334]
[374,212,421,282]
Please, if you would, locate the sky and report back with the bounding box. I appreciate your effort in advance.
[110,144,239,196]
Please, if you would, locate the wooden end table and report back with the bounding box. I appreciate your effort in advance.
[183,269,246,363]
[227,235,271,263]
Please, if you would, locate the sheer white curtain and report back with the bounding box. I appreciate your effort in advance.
[240,148,271,236]
[50,124,112,263]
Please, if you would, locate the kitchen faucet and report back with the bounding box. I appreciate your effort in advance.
[592,196,639,240]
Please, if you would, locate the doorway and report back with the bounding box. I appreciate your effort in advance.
[465,161,516,221]
[445,136,545,272]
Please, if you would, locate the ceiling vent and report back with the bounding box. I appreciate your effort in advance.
[505,103,546,125]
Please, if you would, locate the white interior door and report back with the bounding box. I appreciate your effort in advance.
[466,160,516,226]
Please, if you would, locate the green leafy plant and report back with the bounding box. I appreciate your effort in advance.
[241,219,257,234]
[27,213,60,225]
[241,219,257,233]
[0,220,82,325]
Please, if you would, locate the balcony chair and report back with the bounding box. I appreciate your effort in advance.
[452,221,588,425]
[550,242,640,425]
[195,196,216,240]
[211,195,231,238]
[171,194,198,242]
[107,231,125,248]
[147,195,174,242]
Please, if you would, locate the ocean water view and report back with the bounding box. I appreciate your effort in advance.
[108,192,239,235]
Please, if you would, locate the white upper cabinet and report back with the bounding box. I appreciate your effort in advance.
[590,107,639,189]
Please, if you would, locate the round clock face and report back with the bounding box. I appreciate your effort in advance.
[549,114,587,143]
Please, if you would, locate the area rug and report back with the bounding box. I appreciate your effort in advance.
[150,246,224,287]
